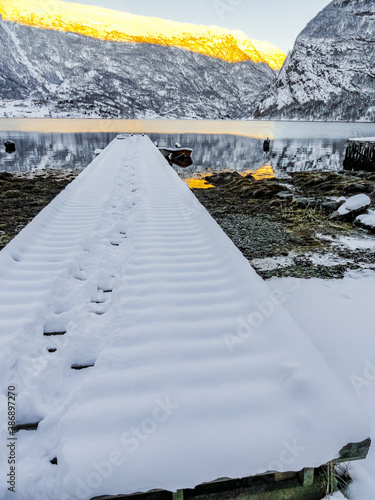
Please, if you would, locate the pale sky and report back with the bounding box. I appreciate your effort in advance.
[64,0,331,53]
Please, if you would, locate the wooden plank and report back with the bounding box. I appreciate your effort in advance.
[333,437,371,463]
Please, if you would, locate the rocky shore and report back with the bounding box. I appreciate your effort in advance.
[192,170,375,279]
[2,167,375,280]
[0,169,80,249]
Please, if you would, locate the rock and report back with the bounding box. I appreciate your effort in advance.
[4,140,16,154]
[3,189,21,199]
[0,172,13,180]
[204,172,283,199]
[320,200,341,213]
[247,181,281,199]
[204,172,242,187]
[338,194,371,215]
[330,193,371,221]
[289,172,375,198]
[368,189,375,205]
[356,210,375,231]
[276,191,294,199]
[292,196,320,208]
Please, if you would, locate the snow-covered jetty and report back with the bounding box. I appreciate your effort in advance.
[343,137,375,171]
[0,135,370,499]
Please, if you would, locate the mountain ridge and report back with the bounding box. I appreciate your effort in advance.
[0,18,276,119]
[2,0,374,121]
[255,0,375,121]
[0,0,285,69]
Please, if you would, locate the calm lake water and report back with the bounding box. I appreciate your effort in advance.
[1,119,374,177]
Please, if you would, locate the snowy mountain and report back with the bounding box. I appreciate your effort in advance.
[255,0,375,121]
[0,16,278,119]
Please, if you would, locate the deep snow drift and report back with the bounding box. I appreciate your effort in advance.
[0,135,369,499]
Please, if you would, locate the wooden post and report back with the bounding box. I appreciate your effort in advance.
[172,490,184,500]
[298,467,314,487]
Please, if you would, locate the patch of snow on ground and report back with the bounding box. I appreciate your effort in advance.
[308,252,351,267]
[316,233,336,242]
[252,250,360,272]
[326,196,347,203]
[250,255,295,271]
[324,491,345,499]
[337,235,375,251]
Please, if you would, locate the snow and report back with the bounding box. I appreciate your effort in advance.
[325,492,345,499]
[337,235,375,251]
[250,255,294,271]
[335,196,347,203]
[337,194,371,215]
[268,270,375,500]
[0,135,370,500]
[308,252,350,267]
[357,210,375,229]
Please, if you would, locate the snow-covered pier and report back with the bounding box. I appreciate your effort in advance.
[343,137,375,171]
[0,135,370,499]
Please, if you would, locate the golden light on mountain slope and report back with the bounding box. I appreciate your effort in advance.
[0,0,286,70]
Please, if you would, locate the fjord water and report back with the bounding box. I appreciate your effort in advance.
[1,119,374,177]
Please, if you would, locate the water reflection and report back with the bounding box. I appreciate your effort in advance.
[271,139,344,174]
[1,132,116,172]
[1,121,374,177]
[149,133,266,176]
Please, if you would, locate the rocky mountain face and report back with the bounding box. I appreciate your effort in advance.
[255,0,375,121]
[0,18,276,119]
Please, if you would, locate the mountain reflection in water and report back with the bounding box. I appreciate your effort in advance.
[1,121,374,177]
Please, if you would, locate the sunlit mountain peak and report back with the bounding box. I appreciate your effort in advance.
[0,0,286,70]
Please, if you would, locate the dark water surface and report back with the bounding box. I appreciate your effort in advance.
[1,119,374,178]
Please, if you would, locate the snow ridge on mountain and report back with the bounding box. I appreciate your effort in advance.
[0,0,286,69]
[0,18,276,119]
[255,0,375,121]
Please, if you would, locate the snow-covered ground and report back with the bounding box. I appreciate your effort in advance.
[269,269,375,500]
[0,135,372,499]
